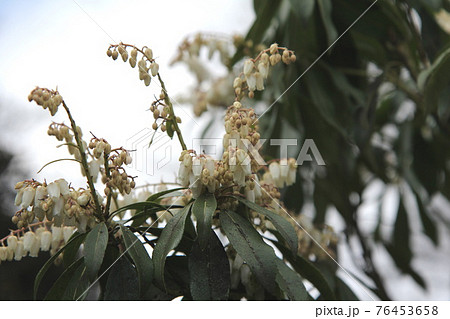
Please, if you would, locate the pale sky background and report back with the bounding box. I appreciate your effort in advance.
[0,0,449,301]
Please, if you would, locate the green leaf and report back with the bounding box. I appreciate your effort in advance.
[34,232,87,300]
[192,192,217,250]
[146,187,186,202]
[109,201,169,220]
[63,231,85,267]
[289,0,315,22]
[166,120,174,138]
[234,196,298,254]
[44,258,86,300]
[104,256,140,300]
[120,225,153,296]
[275,259,309,300]
[229,0,281,66]
[219,210,280,296]
[269,234,335,300]
[318,0,338,46]
[418,47,450,113]
[153,203,192,291]
[84,222,108,281]
[188,230,230,300]
[385,193,426,289]
[62,262,90,301]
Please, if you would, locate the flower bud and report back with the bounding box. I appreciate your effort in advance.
[77,194,90,206]
[144,48,153,60]
[7,235,18,251]
[121,50,128,62]
[14,241,24,261]
[23,231,36,251]
[246,75,256,91]
[243,59,254,76]
[233,77,242,89]
[47,182,61,199]
[150,62,159,76]
[112,50,118,60]
[255,72,264,91]
[40,231,52,251]
[29,237,41,257]
[63,226,75,243]
[51,226,63,243]
[22,186,36,209]
[144,74,151,86]
[106,49,112,57]
[269,43,279,55]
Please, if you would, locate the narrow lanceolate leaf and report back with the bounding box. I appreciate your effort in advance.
[275,260,309,301]
[189,230,230,300]
[44,258,86,300]
[219,210,280,296]
[146,187,186,202]
[84,222,108,281]
[234,196,298,254]
[269,234,335,300]
[317,0,338,46]
[62,262,90,301]
[63,231,85,267]
[34,232,87,300]
[153,203,192,291]
[104,256,140,300]
[192,193,217,250]
[120,225,153,296]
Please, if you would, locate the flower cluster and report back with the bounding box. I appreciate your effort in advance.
[47,122,84,161]
[0,224,76,263]
[171,33,232,69]
[13,179,99,232]
[107,43,159,87]
[28,87,63,116]
[234,43,296,99]
[87,137,136,196]
[295,215,338,260]
[264,159,298,188]
[171,33,237,116]
[177,151,219,198]
[149,91,182,133]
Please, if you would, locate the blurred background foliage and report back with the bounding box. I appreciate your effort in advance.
[229,0,450,300]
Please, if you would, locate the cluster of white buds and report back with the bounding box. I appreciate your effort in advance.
[294,215,338,261]
[47,122,84,161]
[178,151,219,198]
[234,43,296,99]
[107,43,159,87]
[171,33,232,70]
[28,87,63,116]
[0,225,76,263]
[89,137,112,159]
[150,91,182,133]
[263,159,298,188]
[227,248,262,299]
[13,179,99,233]
[101,148,135,196]
[171,34,236,117]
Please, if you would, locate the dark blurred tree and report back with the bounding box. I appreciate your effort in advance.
[231,0,450,300]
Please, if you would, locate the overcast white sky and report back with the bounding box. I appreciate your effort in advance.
[0,0,449,301]
[0,0,254,187]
